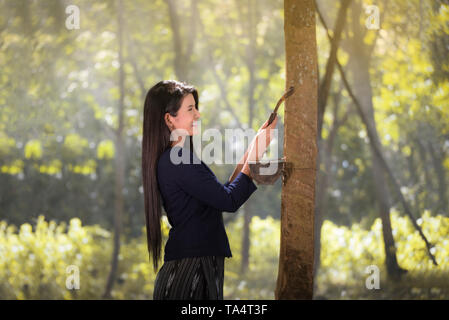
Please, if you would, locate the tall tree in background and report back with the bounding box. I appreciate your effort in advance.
[427,0,449,214]
[314,0,439,278]
[103,0,127,299]
[313,0,352,281]
[341,0,406,278]
[165,0,197,82]
[275,0,318,299]
[238,0,257,275]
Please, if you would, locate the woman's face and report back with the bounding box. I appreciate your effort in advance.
[165,93,201,142]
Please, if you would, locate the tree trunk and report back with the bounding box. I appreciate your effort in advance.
[314,91,348,282]
[313,0,351,282]
[428,141,448,214]
[317,0,351,134]
[275,0,318,300]
[344,0,406,279]
[415,137,434,206]
[328,3,437,267]
[240,0,257,275]
[165,0,197,81]
[103,0,126,299]
[406,136,419,186]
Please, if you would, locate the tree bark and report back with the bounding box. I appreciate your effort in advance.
[275,0,318,300]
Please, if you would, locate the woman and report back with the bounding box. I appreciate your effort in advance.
[142,80,277,300]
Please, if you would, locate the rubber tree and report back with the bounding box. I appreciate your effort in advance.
[275,0,318,300]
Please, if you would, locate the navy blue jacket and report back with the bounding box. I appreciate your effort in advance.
[156,145,258,261]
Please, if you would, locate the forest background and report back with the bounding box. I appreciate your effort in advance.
[0,0,448,299]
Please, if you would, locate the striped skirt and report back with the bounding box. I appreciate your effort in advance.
[153,256,225,300]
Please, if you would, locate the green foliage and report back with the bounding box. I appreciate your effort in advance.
[0,0,286,231]
[0,216,113,299]
[317,210,449,299]
[0,0,448,301]
[224,215,280,299]
[1,213,448,299]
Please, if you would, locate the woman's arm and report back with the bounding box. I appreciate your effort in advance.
[228,134,260,182]
[167,147,257,213]
[241,159,252,179]
[228,114,278,183]
[231,135,262,182]
[228,148,250,183]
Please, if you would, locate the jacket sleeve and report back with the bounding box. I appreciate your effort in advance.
[170,149,257,213]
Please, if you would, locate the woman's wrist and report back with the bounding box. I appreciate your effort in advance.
[241,162,253,180]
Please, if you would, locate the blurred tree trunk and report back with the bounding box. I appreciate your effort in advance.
[415,137,435,203]
[196,8,243,129]
[240,0,257,275]
[428,0,449,84]
[165,0,197,81]
[314,90,349,285]
[343,0,406,278]
[313,0,351,282]
[317,0,351,134]
[428,141,448,214]
[405,136,419,187]
[275,0,318,300]
[103,0,126,299]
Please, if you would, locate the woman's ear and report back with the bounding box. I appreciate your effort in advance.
[165,113,174,130]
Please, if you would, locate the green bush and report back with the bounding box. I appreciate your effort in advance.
[0,211,448,299]
[316,209,449,299]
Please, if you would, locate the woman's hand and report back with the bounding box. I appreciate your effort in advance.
[257,114,278,134]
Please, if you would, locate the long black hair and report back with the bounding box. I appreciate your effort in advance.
[141,80,199,272]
